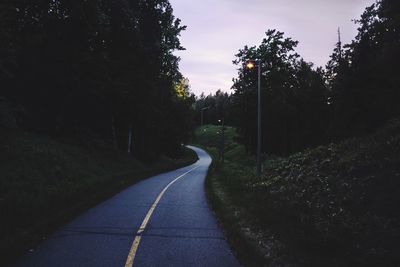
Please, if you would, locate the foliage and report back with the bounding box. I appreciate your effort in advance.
[0,0,193,160]
[327,0,400,138]
[226,0,400,156]
[195,125,293,266]
[194,90,234,126]
[198,119,400,266]
[231,30,329,155]
[248,118,400,266]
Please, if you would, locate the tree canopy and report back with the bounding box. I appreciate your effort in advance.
[0,0,194,160]
[218,0,400,156]
[231,30,329,155]
[327,0,400,138]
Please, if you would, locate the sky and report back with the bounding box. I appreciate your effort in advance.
[169,0,376,96]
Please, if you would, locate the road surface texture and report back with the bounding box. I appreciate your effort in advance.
[11,146,240,267]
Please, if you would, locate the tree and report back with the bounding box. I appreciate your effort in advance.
[327,0,400,138]
[194,90,233,126]
[0,0,193,160]
[231,30,329,155]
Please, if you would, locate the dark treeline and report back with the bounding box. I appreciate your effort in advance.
[0,0,194,160]
[326,0,400,138]
[194,90,233,126]
[197,0,399,156]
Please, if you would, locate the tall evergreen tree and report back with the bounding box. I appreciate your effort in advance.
[327,0,400,138]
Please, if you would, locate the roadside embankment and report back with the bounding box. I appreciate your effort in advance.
[197,121,400,266]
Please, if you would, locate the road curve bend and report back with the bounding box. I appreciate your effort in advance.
[12,146,240,267]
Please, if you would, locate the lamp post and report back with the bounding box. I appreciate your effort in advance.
[201,106,210,126]
[218,118,225,163]
[246,60,262,177]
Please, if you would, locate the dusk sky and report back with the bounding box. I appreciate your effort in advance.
[169,0,375,95]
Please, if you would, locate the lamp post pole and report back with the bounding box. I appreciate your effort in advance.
[256,60,262,177]
[246,60,262,177]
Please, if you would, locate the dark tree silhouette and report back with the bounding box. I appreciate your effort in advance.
[327,0,400,138]
[231,30,329,155]
[0,0,193,160]
[194,90,233,126]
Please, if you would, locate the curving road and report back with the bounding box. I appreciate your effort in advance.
[12,146,240,267]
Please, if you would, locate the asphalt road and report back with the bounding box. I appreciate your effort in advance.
[12,146,240,267]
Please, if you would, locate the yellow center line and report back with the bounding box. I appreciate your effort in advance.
[124,165,200,267]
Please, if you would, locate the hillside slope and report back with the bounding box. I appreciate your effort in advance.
[199,120,400,266]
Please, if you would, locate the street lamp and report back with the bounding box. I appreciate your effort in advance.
[201,106,210,126]
[245,59,262,177]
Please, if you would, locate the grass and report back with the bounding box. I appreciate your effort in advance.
[193,125,250,164]
[193,125,279,265]
[196,121,400,266]
[0,129,198,266]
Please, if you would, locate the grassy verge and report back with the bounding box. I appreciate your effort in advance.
[195,125,294,266]
[196,121,400,266]
[0,129,198,265]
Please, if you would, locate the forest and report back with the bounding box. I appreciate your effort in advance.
[2,0,398,160]
[0,0,195,161]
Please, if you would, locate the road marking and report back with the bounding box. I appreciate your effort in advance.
[124,165,200,267]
